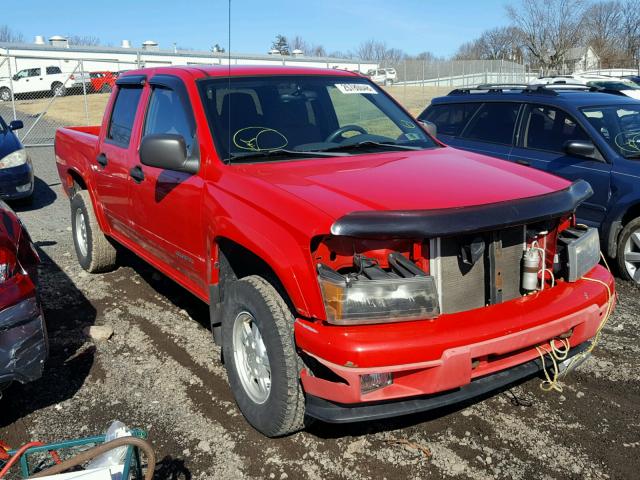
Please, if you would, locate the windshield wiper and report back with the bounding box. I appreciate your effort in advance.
[228,148,348,163]
[322,140,424,153]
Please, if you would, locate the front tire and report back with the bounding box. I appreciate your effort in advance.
[0,87,11,102]
[222,276,305,437]
[70,190,117,273]
[616,217,640,284]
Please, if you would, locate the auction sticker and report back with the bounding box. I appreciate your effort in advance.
[335,83,378,94]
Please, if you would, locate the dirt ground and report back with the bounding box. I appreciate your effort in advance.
[1,105,639,478]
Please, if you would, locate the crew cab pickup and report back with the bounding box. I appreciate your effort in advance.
[55,66,615,437]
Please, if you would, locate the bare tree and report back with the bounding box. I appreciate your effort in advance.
[583,1,623,67]
[67,35,101,46]
[454,26,524,61]
[507,0,586,70]
[0,25,24,43]
[620,0,640,64]
[356,40,405,66]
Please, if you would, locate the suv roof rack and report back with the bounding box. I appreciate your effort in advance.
[448,83,601,97]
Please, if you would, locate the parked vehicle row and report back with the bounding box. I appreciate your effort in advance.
[53,65,614,437]
[420,83,640,283]
[0,67,122,101]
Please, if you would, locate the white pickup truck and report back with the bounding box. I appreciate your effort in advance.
[0,66,80,101]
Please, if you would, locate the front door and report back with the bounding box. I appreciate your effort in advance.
[509,104,612,226]
[129,76,205,292]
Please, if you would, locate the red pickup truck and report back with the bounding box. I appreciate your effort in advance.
[55,66,614,437]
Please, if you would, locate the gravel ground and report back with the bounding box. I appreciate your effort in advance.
[1,146,639,480]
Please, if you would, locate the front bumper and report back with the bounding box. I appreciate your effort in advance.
[0,296,48,387]
[0,162,34,200]
[306,341,591,423]
[296,264,614,407]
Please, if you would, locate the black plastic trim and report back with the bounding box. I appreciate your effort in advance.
[305,341,590,423]
[115,74,146,86]
[330,179,593,239]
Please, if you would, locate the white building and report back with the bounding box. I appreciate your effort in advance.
[0,36,377,79]
[562,46,600,73]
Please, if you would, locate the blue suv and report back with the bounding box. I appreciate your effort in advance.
[419,85,640,284]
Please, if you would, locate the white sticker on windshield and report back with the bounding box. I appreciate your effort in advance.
[335,83,378,94]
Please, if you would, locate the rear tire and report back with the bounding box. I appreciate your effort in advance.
[0,87,11,102]
[222,275,305,437]
[70,190,117,273]
[616,217,640,284]
[51,82,66,97]
[100,84,112,93]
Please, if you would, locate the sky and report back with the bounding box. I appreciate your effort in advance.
[6,0,511,58]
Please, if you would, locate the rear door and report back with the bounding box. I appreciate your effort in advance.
[509,103,611,226]
[93,77,144,236]
[129,75,205,291]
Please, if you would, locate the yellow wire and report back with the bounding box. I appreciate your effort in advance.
[536,251,614,391]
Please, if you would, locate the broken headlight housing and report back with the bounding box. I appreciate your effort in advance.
[558,226,600,282]
[317,254,440,325]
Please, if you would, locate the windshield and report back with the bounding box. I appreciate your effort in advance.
[197,75,436,162]
[581,105,640,158]
[587,80,640,90]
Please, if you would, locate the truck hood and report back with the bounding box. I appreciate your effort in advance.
[234,147,571,221]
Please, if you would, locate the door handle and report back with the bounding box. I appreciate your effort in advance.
[129,165,145,183]
[96,153,108,167]
[515,159,530,166]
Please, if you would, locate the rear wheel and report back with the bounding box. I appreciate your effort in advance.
[100,84,112,93]
[0,87,11,102]
[70,190,117,273]
[221,275,305,437]
[51,82,66,97]
[616,217,640,284]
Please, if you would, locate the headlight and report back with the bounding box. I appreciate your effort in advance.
[0,149,28,169]
[318,264,440,325]
[558,227,600,282]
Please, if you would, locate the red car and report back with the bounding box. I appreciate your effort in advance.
[0,200,46,391]
[54,66,614,437]
[89,71,119,93]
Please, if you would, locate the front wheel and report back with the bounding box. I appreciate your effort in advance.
[616,217,640,284]
[222,275,305,437]
[70,190,117,273]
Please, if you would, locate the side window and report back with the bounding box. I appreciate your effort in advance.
[46,66,61,75]
[524,105,590,152]
[28,68,41,77]
[107,86,143,147]
[461,102,520,145]
[143,87,195,152]
[420,103,479,136]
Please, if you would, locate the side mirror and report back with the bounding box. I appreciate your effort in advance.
[12,75,19,81]
[564,140,596,158]
[9,120,23,131]
[419,120,437,138]
[139,134,199,174]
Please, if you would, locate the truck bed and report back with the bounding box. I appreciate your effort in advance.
[54,125,100,196]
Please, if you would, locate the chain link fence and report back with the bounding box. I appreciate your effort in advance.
[0,55,140,146]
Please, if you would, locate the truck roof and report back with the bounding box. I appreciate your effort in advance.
[119,64,361,80]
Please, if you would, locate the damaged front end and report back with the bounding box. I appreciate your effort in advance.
[313,179,597,322]
[0,204,47,391]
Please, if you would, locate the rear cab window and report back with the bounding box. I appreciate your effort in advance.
[106,86,144,147]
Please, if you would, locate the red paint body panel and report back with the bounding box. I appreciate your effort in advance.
[54,65,616,407]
